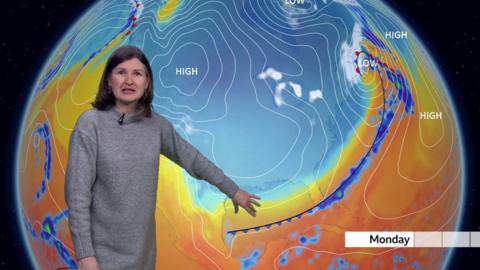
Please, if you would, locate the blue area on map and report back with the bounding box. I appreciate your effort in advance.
[279,250,289,267]
[328,256,351,270]
[37,32,78,92]
[33,122,52,202]
[81,1,140,69]
[393,254,406,264]
[22,210,76,269]
[411,260,421,269]
[240,249,261,270]
[350,6,390,51]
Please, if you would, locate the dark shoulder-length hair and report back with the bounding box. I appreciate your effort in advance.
[91,45,154,117]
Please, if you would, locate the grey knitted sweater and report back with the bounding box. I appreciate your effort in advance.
[65,106,239,270]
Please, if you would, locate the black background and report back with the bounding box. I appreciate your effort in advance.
[0,1,478,269]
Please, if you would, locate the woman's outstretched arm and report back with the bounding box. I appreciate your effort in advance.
[159,117,260,216]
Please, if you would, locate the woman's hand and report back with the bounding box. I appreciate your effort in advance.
[232,189,261,217]
[78,256,100,270]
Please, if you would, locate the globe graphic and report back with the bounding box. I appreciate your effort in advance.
[16,0,464,269]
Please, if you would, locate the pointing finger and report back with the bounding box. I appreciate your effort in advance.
[250,194,261,200]
[244,205,256,217]
[250,199,261,207]
[247,202,257,214]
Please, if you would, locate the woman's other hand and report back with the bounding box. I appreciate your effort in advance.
[78,256,100,270]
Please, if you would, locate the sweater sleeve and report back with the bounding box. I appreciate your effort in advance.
[64,122,97,260]
[160,119,239,199]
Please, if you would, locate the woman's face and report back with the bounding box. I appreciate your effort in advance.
[108,57,149,107]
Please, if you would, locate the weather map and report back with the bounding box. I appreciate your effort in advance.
[16,0,464,269]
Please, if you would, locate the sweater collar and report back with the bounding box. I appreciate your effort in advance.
[107,105,145,125]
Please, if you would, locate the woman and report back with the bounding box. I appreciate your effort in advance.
[65,45,260,270]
